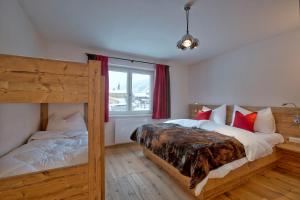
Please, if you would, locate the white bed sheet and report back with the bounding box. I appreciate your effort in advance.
[0,130,88,179]
[253,132,284,146]
[165,119,284,196]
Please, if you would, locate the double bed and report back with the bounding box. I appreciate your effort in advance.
[130,104,294,199]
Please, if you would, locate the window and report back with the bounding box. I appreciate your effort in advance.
[109,66,153,115]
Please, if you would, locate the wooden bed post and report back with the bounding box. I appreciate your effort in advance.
[84,103,88,126]
[88,60,105,200]
[40,103,48,131]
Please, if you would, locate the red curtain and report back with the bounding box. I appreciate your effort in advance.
[152,64,171,119]
[88,54,109,122]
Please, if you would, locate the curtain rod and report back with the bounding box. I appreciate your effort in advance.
[86,53,158,65]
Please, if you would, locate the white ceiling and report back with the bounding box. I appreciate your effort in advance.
[19,0,300,64]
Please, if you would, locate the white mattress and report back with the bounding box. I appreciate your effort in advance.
[0,130,88,179]
[165,119,284,196]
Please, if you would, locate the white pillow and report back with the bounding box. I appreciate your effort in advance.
[231,105,276,133]
[202,104,227,125]
[47,112,87,132]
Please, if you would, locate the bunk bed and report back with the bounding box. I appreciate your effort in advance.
[0,54,104,200]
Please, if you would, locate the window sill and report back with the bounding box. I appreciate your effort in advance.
[110,114,152,118]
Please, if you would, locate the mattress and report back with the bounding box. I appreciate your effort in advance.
[0,130,88,179]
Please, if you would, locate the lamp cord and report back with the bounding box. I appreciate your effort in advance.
[186,8,189,34]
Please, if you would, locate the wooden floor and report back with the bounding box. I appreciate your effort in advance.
[105,144,300,200]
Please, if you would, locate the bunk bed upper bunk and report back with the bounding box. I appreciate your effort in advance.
[0,54,105,200]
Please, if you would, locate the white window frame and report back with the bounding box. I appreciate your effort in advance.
[109,65,154,116]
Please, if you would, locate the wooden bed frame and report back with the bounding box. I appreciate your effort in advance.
[144,148,281,200]
[142,104,300,199]
[0,54,104,200]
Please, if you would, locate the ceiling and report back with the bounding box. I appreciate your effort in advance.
[19,0,300,64]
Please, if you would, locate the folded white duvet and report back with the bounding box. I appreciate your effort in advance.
[165,119,284,196]
[0,130,88,179]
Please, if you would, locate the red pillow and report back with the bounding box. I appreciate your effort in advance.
[233,111,257,132]
[194,110,212,120]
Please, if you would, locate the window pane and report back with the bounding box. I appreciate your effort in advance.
[132,73,151,111]
[109,71,128,112]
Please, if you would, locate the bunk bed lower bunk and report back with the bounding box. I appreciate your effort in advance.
[0,54,104,200]
[0,130,88,179]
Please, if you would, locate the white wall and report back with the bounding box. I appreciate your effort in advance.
[42,42,189,146]
[0,0,44,156]
[0,0,45,57]
[0,104,40,157]
[169,62,189,118]
[189,28,300,107]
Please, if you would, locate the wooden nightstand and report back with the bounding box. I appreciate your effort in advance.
[276,142,300,154]
[276,142,300,172]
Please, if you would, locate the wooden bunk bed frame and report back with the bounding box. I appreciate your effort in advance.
[0,54,104,200]
[143,104,300,200]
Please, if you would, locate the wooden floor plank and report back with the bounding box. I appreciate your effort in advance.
[130,172,166,200]
[242,181,282,199]
[126,174,152,200]
[106,144,300,200]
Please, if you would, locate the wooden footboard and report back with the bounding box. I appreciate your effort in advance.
[0,164,88,200]
[143,148,282,200]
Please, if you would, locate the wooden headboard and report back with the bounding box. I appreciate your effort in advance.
[189,104,300,139]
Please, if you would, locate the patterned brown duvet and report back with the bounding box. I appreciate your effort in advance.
[130,123,246,188]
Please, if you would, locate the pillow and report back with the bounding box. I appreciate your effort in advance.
[254,107,276,133]
[47,112,87,132]
[202,104,227,125]
[231,105,276,133]
[194,110,212,120]
[233,111,257,132]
